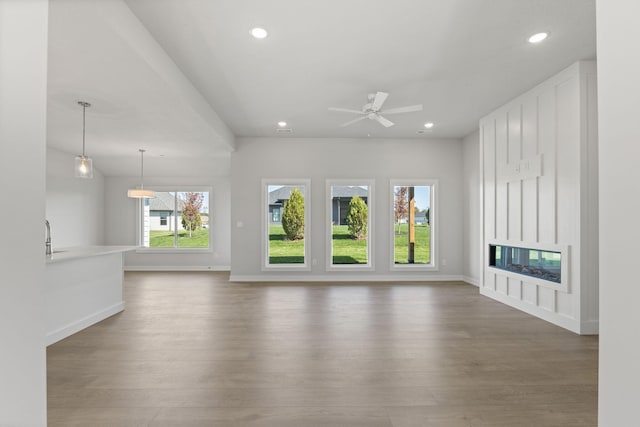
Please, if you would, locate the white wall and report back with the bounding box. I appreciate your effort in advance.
[462,130,480,286]
[230,137,464,281]
[0,1,48,424]
[597,0,640,423]
[104,159,231,270]
[46,147,105,247]
[479,61,598,334]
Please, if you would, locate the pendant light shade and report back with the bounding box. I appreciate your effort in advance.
[74,101,93,179]
[128,149,155,199]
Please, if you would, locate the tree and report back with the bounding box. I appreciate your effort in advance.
[181,192,203,237]
[346,195,368,239]
[425,207,430,224]
[394,186,408,234]
[282,188,304,240]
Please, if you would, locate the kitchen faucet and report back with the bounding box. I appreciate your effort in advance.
[45,219,52,255]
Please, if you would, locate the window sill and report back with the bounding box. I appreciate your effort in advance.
[135,248,212,254]
[390,263,439,272]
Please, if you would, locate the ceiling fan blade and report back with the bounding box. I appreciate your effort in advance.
[340,116,368,127]
[328,107,364,114]
[381,104,423,115]
[374,115,394,127]
[371,92,389,111]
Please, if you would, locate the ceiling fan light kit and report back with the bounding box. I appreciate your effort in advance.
[328,92,423,128]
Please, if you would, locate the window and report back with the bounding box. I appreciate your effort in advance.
[139,190,210,250]
[391,180,436,269]
[263,180,310,269]
[327,180,374,269]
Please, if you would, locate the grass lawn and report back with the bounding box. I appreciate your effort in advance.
[332,225,368,264]
[394,223,431,264]
[267,224,429,265]
[269,225,304,263]
[150,229,209,248]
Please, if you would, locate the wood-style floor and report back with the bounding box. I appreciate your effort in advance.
[47,272,598,426]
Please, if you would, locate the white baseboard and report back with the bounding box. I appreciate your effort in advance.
[479,287,587,334]
[580,320,599,335]
[229,274,466,283]
[125,265,231,272]
[462,275,480,286]
[46,302,124,346]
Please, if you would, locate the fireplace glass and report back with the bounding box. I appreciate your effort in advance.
[489,244,561,284]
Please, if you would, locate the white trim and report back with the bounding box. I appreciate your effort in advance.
[261,179,311,271]
[326,179,375,271]
[389,179,438,271]
[125,265,230,271]
[230,274,466,283]
[46,302,124,346]
[462,275,480,286]
[480,287,585,334]
[580,320,599,335]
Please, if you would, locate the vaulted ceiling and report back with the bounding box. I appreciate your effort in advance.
[46,0,596,176]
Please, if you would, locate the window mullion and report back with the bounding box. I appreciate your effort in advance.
[173,192,178,248]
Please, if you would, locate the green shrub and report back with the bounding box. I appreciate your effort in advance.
[282,188,304,240]
[346,195,368,239]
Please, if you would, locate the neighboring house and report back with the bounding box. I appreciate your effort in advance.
[268,186,303,224]
[267,186,368,226]
[415,211,427,224]
[331,186,368,225]
[147,192,184,231]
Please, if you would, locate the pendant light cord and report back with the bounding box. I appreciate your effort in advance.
[82,104,86,157]
[140,149,145,190]
[78,101,91,157]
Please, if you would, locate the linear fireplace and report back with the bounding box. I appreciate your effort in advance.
[489,243,563,284]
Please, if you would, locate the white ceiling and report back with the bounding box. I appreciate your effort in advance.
[47,0,596,176]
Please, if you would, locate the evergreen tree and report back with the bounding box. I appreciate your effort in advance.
[346,195,368,239]
[282,188,304,240]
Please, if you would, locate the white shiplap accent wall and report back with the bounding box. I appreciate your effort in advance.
[479,61,598,334]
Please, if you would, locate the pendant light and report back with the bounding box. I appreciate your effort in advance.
[127,149,155,198]
[74,101,93,179]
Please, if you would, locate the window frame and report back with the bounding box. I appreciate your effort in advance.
[326,179,375,271]
[389,179,438,271]
[136,186,212,253]
[261,179,311,271]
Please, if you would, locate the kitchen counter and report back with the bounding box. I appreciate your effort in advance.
[45,245,137,345]
[46,245,138,263]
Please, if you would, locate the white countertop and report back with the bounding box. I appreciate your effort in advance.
[46,245,138,264]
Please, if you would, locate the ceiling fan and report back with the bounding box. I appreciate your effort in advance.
[328,92,423,128]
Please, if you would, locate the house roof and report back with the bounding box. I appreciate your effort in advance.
[268,186,304,205]
[332,186,368,199]
[148,192,185,212]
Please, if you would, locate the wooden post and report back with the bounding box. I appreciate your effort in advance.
[408,186,415,263]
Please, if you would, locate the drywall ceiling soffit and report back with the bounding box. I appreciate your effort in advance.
[47,0,234,177]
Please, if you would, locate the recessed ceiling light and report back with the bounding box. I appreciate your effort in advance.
[528,32,548,44]
[277,121,287,127]
[424,122,435,129]
[251,27,268,39]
